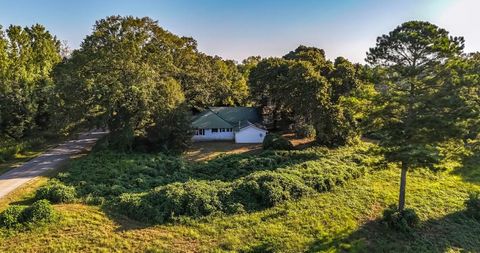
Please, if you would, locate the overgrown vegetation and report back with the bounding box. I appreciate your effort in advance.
[38,143,382,224]
[382,204,419,233]
[295,124,316,138]
[262,133,294,150]
[0,200,55,230]
[465,192,480,220]
[0,137,46,163]
[1,157,479,252]
[35,179,76,204]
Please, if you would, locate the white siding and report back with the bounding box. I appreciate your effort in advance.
[192,129,234,141]
[235,126,267,143]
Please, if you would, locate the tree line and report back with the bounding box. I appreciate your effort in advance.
[1,16,479,213]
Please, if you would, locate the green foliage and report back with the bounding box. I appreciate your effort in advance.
[0,200,55,229]
[57,142,379,223]
[0,205,25,229]
[56,149,316,200]
[22,200,55,224]
[231,172,313,210]
[180,54,249,109]
[0,24,61,140]
[262,133,293,150]
[465,192,480,220]
[2,162,480,252]
[249,46,371,146]
[367,20,470,211]
[35,179,76,204]
[366,21,466,167]
[119,180,227,223]
[295,124,316,138]
[315,105,358,147]
[382,205,419,233]
[54,16,192,151]
[0,136,47,163]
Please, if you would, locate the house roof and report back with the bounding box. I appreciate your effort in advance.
[191,107,262,130]
[236,123,268,133]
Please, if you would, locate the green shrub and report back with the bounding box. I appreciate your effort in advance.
[119,180,227,223]
[35,180,76,203]
[54,142,380,223]
[22,200,56,224]
[382,205,419,233]
[231,172,313,210]
[0,200,55,229]
[465,192,480,220]
[295,124,316,138]
[263,133,293,150]
[0,205,26,228]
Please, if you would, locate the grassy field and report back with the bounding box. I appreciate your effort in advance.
[0,143,479,252]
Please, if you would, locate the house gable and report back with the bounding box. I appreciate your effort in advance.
[191,110,233,129]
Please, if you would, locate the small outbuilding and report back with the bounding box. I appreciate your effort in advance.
[191,107,267,144]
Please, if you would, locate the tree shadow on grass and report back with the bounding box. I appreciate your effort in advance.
[307,210,480,253]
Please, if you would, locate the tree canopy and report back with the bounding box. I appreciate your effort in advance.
[249,46,374,146]
[0,24,61,140]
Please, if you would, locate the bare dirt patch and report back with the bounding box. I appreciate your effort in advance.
[185,142,262,162]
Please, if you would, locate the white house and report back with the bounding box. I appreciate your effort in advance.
[191,107,267,143]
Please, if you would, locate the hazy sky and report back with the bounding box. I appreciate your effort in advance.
[0,0,478,63]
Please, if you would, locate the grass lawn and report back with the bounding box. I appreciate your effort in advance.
[0,143,479,252]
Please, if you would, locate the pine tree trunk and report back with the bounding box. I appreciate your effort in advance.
[398,162,408,211]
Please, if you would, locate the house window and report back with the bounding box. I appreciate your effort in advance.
[220,128,225,132]
[259,133,263,137]
[212,128,218,133]
[195,129,205,135]
[228,128,233,132]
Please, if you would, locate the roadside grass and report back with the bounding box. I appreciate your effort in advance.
[0,155,84,212]
[0,133,66,175]
[0,142,479,252]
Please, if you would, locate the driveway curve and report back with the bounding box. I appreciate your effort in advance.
[0,130,107,199]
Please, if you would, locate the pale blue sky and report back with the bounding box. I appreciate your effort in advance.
[0,0,478,63]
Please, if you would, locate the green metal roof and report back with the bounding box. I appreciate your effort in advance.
[210,107,261,124]
[191,110,233,129]
[191,107,262,129]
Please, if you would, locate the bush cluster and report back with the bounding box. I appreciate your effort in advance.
[263,133,293,150]
[465,192,480,220]
[118,172,316,223]
[295,124,316,138]
[119,180,227,223]
[382,205,419,233]
[35,179,77,203]
[116,144,378,223]
[45,142,380,224]
[0,200,55,229]
[57,149,317,201]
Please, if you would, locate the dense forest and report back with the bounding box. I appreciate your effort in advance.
[1,16,480,248]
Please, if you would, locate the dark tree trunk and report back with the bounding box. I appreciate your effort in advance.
[398,162,408,211]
